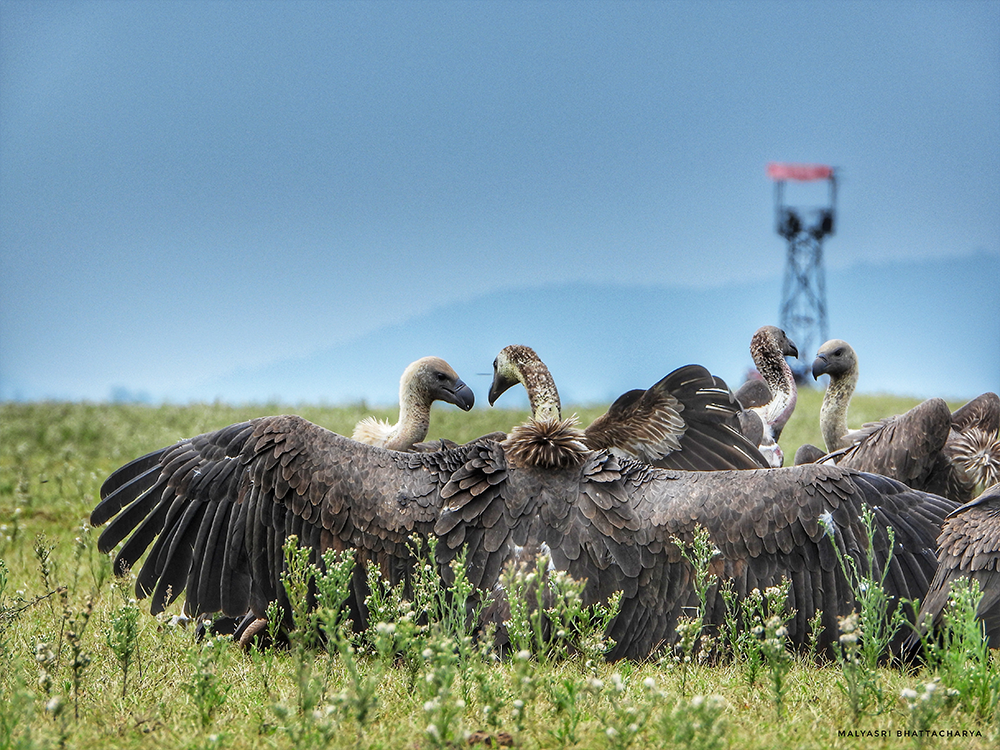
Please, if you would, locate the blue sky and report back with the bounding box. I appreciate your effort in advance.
[1,0,997,403]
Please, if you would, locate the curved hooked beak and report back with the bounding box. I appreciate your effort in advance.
[811,354,829,380]
[786,341,799,359]
[488,371,518,407]
[448,379,475,411]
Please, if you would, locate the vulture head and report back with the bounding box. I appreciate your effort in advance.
[488,345,587,469]
[404,356,475,412]
[745,325,800,466]
[352,355,474,452]
[812,339,857,381]
[812,339,862,453]
[752,325,799,361]
[489,344,562,422]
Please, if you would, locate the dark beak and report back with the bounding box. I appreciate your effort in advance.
[787,340,799,359]
[811,355,829,380]
[488,371,517,407]
[448,380,475,411]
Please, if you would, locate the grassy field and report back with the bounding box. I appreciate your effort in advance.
[1,392,997,749]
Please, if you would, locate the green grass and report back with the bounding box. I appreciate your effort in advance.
[1,394,996,749]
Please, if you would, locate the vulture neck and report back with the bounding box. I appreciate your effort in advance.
[385,380,433,451]
[504,353,587,469]
[519,357,563,423]
[751,332,797,435]
[820,365,858,452]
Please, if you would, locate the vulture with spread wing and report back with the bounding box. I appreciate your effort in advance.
[202,355,473,640]
[92,347,958,660]
[797,339,1000,503]
[487,344,768,471]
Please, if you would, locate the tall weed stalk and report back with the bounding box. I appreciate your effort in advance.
[826,505,906,716]
[670,524,719,695]
[911,577,1000,721]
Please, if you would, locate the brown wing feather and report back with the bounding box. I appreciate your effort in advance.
[950,392,1000,435]
[913,482,1000,648]
[94,416,956,661]
[584,365,768,471]
[433,444,954,660]
[827,398,974,502]
[93,415,468,621]
[604,463,954,659]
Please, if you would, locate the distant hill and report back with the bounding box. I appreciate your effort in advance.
[189,252,998,406]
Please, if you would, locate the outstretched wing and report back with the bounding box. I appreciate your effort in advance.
[430,442,954,660]
[607,462,955,659]
[92,415,468,622]
[93,414,956,662]
[584,365,768,471]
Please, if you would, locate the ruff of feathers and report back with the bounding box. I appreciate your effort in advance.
[503,416,589,469]
[949,427,1000,490]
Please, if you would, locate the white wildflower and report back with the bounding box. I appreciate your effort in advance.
[611,672,625,693]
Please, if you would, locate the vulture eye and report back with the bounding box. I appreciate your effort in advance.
[436,372,448,381]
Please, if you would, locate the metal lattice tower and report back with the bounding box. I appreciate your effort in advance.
[767,163,837,380]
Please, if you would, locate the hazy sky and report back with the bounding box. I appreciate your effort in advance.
[1,0,997,402]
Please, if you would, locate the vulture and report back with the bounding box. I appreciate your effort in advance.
[91,346,958,662]
[351,356,474,451]
[206,355,474,641]
[217,346,766,644]
[911,482,1000,648]
[487,344,769,471]
[798,339,1000,503]
[737,326,799,468]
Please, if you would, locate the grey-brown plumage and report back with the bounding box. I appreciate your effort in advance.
[351,356,474,451]
[733,378,770,448]
[202,356,474,641]
[808,339,998,503]
[911,482,1000,648]
[944,392,1000,491]
[793,443,828,466]
[92,411,957,660]
[488,344,769,471]
[743,326,799,468]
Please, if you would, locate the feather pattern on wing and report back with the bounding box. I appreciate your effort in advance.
[93,412,957,660]
[911,482,1000,649]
